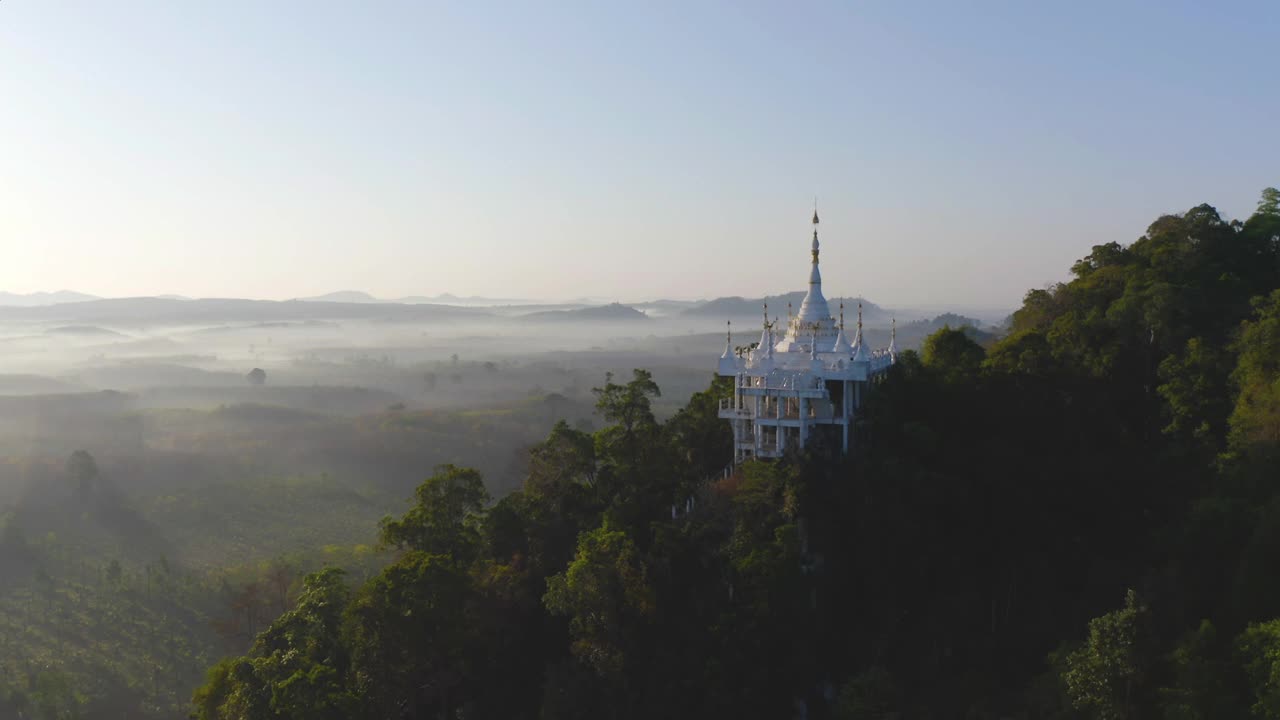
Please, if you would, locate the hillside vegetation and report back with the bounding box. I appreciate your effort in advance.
[0,189,1275,719]
[189,191,1280,718]
[0,394,595,718]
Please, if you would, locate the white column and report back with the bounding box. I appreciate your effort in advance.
[798,395,808,448]
[775,394,783,454]
[734,377,741,459]
[731,414,740,463]
[841,380,849,453]
[749,396,756,452]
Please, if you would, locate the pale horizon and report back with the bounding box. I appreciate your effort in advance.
[0,286,1025,313]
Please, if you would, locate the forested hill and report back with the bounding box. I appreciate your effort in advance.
[191,190,1279,719]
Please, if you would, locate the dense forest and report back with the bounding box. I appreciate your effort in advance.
[187,189,1279,719]
[6,189,1278,719]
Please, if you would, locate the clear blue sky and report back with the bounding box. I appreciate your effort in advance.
[2,1,1276,309]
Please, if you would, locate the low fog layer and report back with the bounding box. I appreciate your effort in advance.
[0,294,997,400]
[0,291,997,715]
[0,292,992,536]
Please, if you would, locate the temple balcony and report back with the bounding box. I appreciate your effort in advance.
[718,399,754,418]
[754,416,849,427]
[737,383,830,399]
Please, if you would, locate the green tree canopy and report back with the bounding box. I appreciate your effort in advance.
[543,525,654,678]
[921,325,986,380]
[378,464,490,565]
[1064,590,1154,720]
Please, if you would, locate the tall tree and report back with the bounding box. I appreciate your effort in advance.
[1064,590,1155,719]
[543,524,654,680]
[378,464,489,566]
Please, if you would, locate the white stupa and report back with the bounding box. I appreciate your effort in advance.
[716,208,895,462]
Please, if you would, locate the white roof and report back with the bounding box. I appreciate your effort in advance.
[714,209,895,380]
[832,326,853,354]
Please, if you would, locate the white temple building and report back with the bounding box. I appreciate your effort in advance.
[716,210,896,462]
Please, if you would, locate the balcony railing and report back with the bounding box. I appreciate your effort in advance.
[718,399,753,417]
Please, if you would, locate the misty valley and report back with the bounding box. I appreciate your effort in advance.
[3,2,1279,716]
[0,290,978,717]
[1,190,1279,719]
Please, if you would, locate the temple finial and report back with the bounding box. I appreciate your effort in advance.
[762,302,768,327]
[810,204,820,262]
[719,318,739,370]
[857,302,863,332]
[839,301,845,330]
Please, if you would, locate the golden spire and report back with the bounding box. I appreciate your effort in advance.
[810,202,820,264]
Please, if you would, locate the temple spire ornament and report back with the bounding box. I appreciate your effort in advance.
[850,301,864,358]
[718,320,739,374]
[777,208,833,352]
[811,203,820,265]
[852,302,869,363]
[832,301,853,354]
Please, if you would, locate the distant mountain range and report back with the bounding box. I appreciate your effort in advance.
[0,297,489,325]
[0,290,98,306]
[296,290,381,303]
[0,296,647,327]
[681,292,887,323]
[519,303,651,322]
[296,290,532,306]
[0,289,907,328]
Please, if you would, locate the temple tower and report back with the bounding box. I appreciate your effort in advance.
[716,209,895,463]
